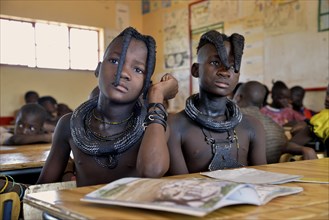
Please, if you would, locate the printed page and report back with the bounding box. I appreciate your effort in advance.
[81,177,254,217]
[227,184,303,205]
[201,168,302,184]
[81,177,303,217]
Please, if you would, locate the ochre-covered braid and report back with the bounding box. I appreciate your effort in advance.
[231,33,245,73]
[113,28,133,86]
[196,30,245,73]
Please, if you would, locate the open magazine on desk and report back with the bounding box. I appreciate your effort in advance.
[81,177,303,217]
[201,167,329,184]
[200,167,303,184]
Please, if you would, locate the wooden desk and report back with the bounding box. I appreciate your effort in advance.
[0,143,51,175]
[24,159,329,220]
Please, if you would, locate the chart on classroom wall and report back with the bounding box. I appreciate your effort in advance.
[163,8,191,112]
[262,0,307,36]
[225,17,265,83]
[163,8,190,70]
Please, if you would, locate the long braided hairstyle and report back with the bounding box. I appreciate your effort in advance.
[70,27,156,169]
[196,30,245,73]
[105,27,156,99]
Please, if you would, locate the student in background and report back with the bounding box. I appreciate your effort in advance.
[3,103,52,145]
[11,90,40,124]
[38,96,58,131]
[37,27,178,187]
[227,82,243,100]
[24,90,39,104]
[291,84,329,157]
[261,81,306,127]
[57,103,73,119]
[290,85,317,120]
[147,30,266,176]
[234,81,317,163]
[263,84,270,107]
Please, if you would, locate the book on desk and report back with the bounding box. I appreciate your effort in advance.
[81,176,303,217]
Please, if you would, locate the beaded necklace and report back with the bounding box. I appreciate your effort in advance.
[92,108,133,125]
[86,109,135,141]
[70,97,146,168]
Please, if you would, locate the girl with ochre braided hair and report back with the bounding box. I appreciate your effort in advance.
[37,27,178,186]
[162,30,267,175]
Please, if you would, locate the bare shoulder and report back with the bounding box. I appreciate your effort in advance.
[238,113,265,138]
[168,110,186,121]
[239,113,264,131]
[241,113,263,127]
[57,113,72,127]
[53,113,73,139]
[168,110,190,130]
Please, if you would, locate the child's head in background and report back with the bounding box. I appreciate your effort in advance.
[15,103,48,135]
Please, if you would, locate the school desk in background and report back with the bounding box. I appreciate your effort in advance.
[0,143,51,184]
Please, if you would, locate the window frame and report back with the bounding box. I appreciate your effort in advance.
[0,15,103,71]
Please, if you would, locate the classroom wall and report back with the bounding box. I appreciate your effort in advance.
[1,0,328,118]
[0,0,142,117]
[143,0,328,112]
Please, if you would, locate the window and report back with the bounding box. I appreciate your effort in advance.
[318,0,329,32]
[0,17,101,70]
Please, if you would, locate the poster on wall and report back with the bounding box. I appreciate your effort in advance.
[142,0,150,14]
[162,8,190,111]
[104,29,120,57]
[167,69,190,113]
[163,8,190,70]
[262,0,307,35]
[190,0,238,30]
[162,0,171,8]
[226,16,264,83]
[116,3,130,31]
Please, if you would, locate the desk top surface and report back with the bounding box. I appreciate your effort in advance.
[24,158,329,220]
[0,143,51,171]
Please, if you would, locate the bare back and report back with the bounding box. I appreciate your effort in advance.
[167,111,266,175]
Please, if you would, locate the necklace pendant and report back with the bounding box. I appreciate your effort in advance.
[208,141,241,171]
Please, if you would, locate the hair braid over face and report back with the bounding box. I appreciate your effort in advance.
[107,27,156,98]
[196,30,245,73]
[113,28,133,87]
[231,33,244,73]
